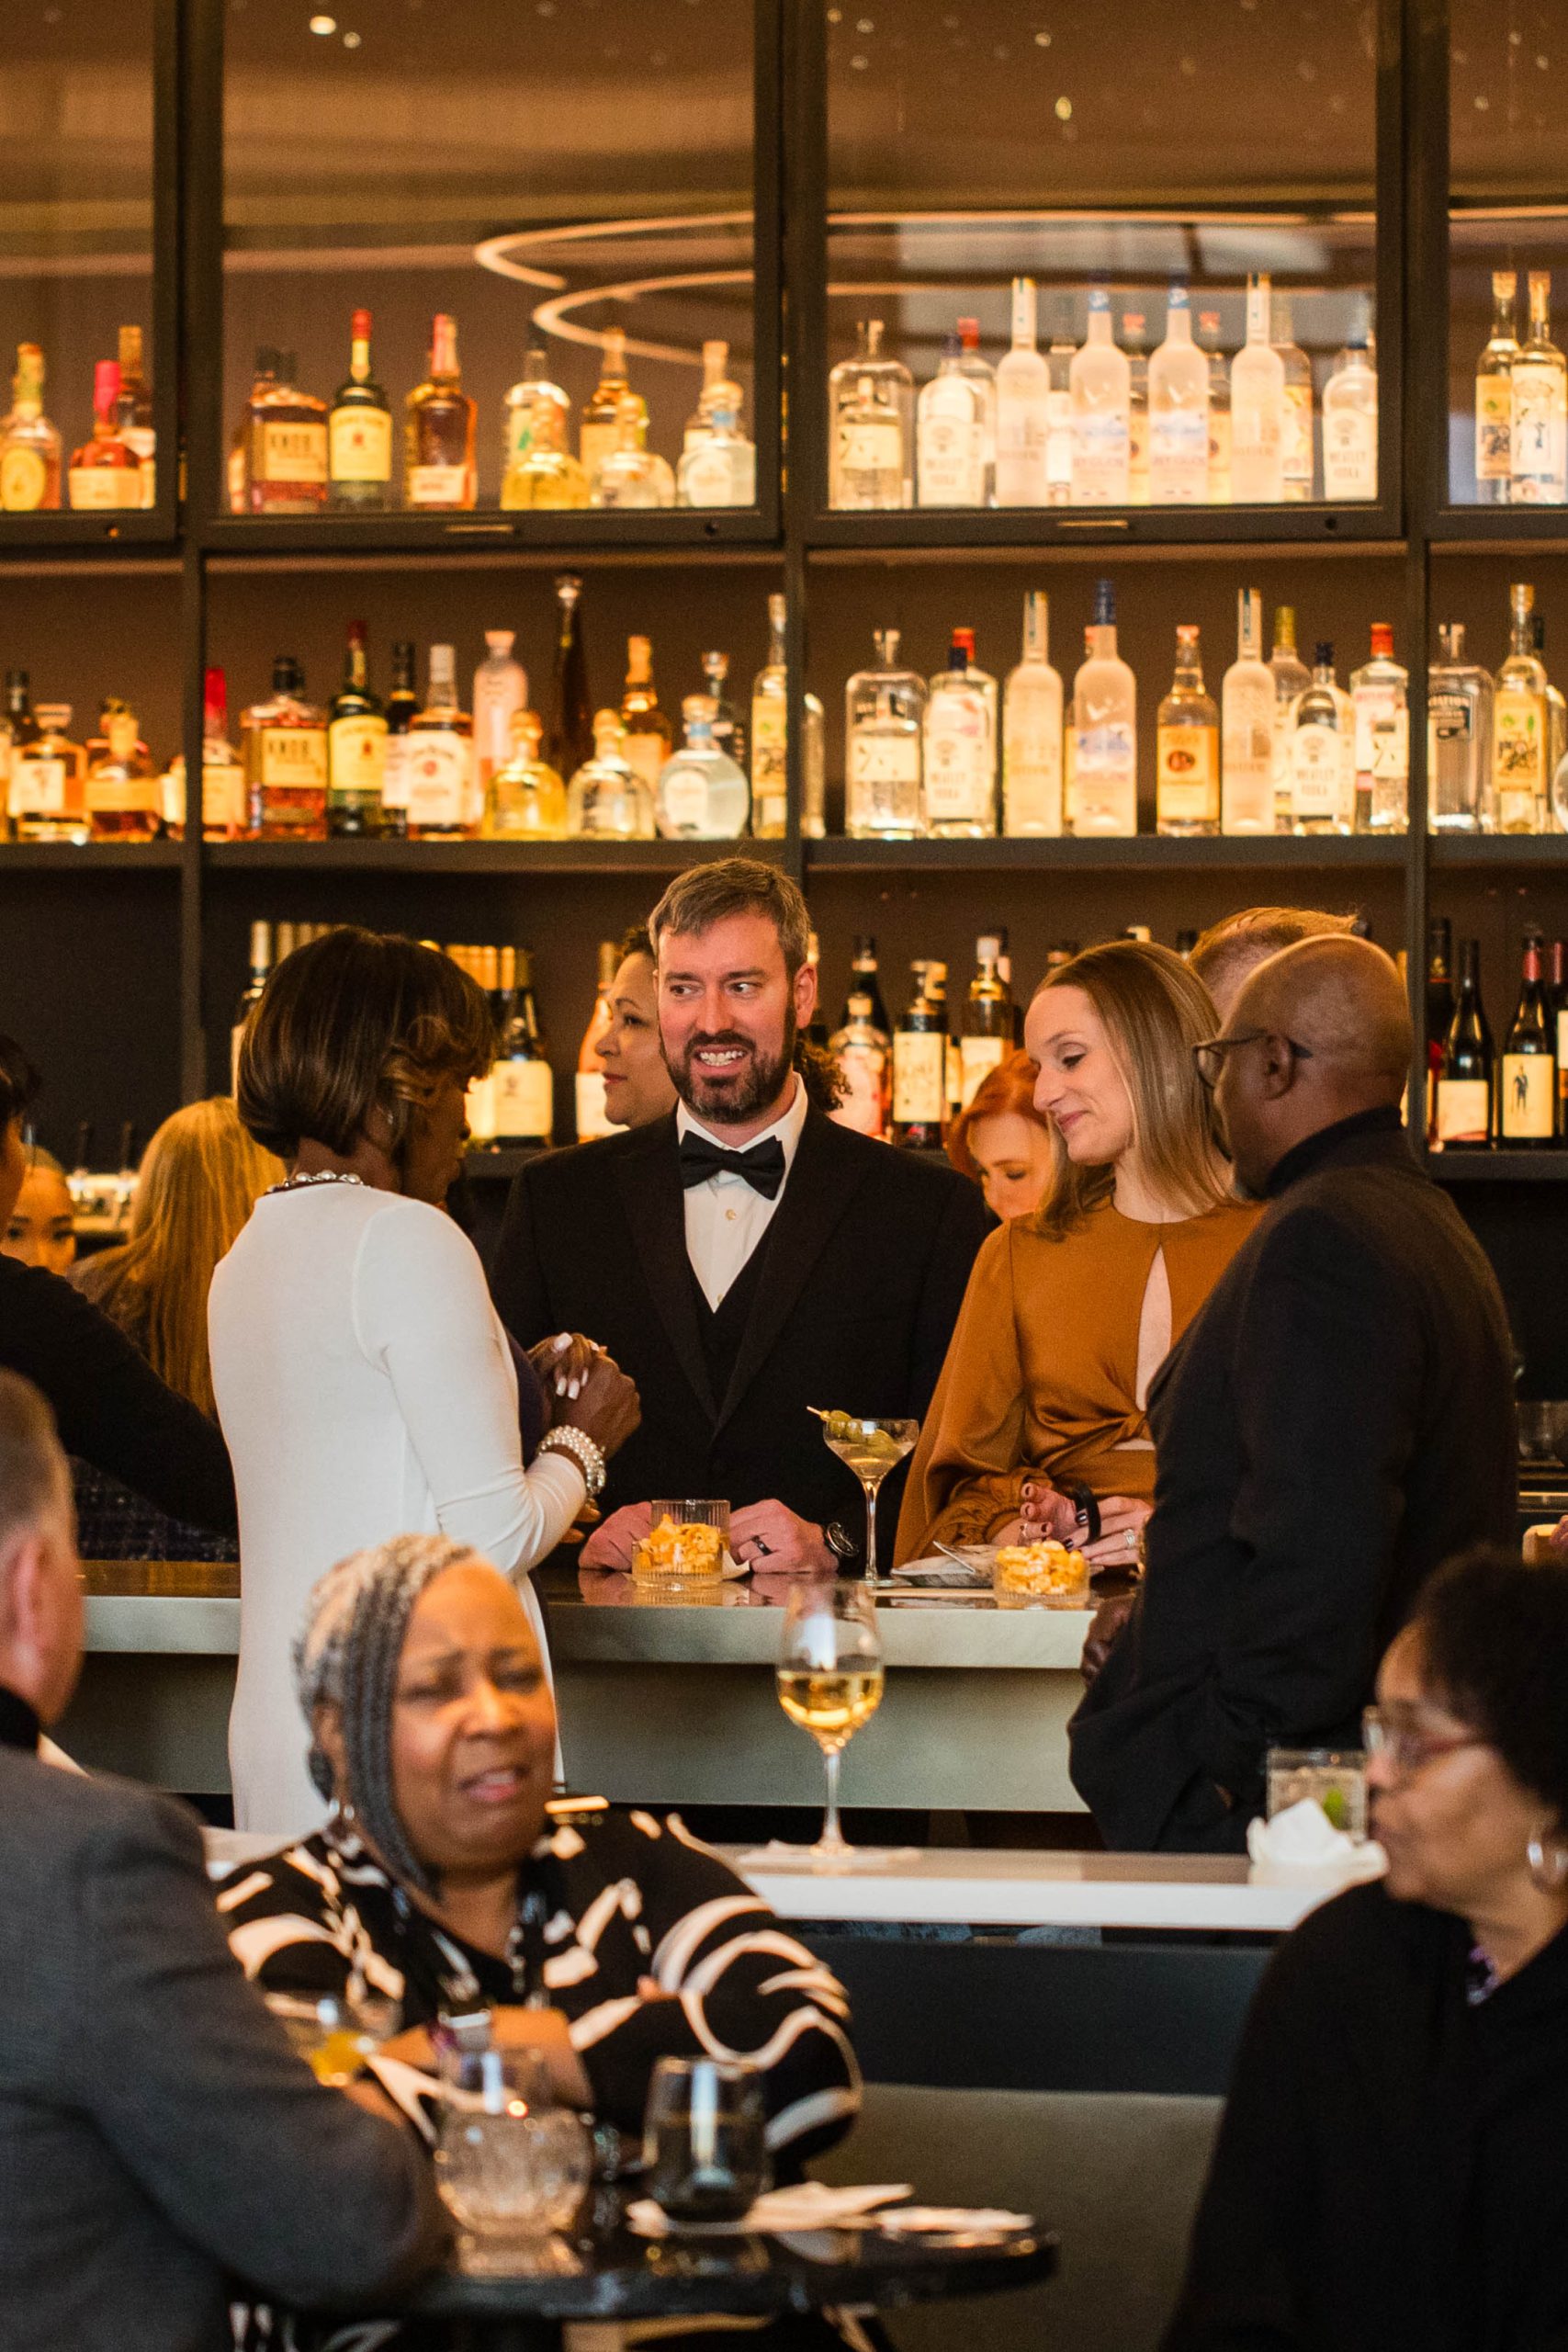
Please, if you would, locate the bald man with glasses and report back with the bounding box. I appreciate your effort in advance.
[1070,935,1517,1853]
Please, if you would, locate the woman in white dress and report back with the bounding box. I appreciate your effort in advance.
[210,927,639,1835]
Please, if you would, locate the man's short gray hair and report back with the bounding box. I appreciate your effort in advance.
[648,857,812,982]
[0,1372,68,1560]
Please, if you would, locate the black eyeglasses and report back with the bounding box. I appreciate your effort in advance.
[1190,1030,1315,1091]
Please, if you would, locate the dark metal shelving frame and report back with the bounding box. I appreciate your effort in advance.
[4,0,1568,1161]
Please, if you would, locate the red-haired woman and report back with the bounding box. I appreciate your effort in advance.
[946,1049,1055,1221]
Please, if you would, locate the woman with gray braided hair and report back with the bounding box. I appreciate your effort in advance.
[217,1533,861,2165]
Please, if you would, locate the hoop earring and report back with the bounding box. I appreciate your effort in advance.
[1526,1831,1568,1893]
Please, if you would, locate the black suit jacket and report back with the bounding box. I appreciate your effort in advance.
[490,1109,994,1532]
[1070,1108,1517,1853]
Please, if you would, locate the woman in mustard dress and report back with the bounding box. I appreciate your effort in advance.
[897,939,1258,1571]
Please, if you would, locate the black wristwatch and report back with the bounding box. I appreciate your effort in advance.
[824,1520,862,1569]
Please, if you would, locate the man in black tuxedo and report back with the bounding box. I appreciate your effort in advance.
[491,860,992,1573]
[1069,934,1517,1853]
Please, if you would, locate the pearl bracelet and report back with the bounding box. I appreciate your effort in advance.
[538,1423,607,1500]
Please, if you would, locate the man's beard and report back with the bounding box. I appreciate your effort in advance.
[668,1011,797,1127]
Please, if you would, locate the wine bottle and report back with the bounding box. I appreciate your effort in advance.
[1434,938,1493,1150]
[1425,915,1454,1143]
[1500,931,1557,1147]
[959,933,1013,1107]
[892,960,947,1149]
[1552,938,1568,1140]
[546,573,593,781]
[843,934,892,1039]
[491,949,556,1146]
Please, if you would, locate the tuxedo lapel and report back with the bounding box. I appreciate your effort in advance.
[715,1112,872,1434]
[613,1116,718,1425]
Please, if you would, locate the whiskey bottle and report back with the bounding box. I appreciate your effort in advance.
[1500,933,1557,1147]
[545,574,594,780]
[243,657,328,839]
[200,667,246,840]
[893,961,948,1149]
[1434,940,1494,1149]
[245,349,329,515]
[67,360,142,510]
[329,309,392,511]
[326,620,387,837]
[379,639,418,840]
[404,643,475,840]
[491,951,556,1146]
[115,326,156,506]
[0,344,62,511]
[403,314,477,510]
[85,701,159,841]
[1156,623,1220,837]
[619,635,674,794]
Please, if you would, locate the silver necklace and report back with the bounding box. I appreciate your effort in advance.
[265,1170,369,1196]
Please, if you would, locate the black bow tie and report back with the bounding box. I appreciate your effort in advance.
[678,1132,787,1200]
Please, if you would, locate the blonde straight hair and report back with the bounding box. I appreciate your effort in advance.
[92,1098,282,1416]
[1032,939,1233,1240]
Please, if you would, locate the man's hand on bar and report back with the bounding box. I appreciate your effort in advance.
[580,1501,654,1570]
[729,1499,835,1575]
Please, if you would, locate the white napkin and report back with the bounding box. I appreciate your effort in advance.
[874,2206,1034,2237]
[1247,1797,1387,1883]
[626,2181,911,2238]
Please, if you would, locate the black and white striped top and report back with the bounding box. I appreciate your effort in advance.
[216,1805,859,2165]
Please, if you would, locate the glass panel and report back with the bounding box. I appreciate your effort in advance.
[0,0,158,520]
[824,0,1380,514]
[220,0,758,518]
[1449,0,1568,509]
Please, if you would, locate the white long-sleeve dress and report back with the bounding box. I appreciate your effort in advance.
[209,1182,582,1836]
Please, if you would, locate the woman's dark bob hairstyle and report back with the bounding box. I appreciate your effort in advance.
[236,926,493,1168]
[1408,1544,1568,1824]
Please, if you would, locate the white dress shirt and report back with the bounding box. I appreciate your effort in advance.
[678,1077,810,1310]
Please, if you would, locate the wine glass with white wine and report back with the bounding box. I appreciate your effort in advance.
[775,1580,885,1871]
[812,1410,919,1585]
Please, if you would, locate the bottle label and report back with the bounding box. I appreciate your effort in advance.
[1156,725,1219,823]
[997,390,1051,473]
[1502,1054,1554,1138]
[0,446,50,510]
[1559,1008,1568,1085]
[923,703,993,822]
[1290,723,1346,820]
[1475,377,1512,481]
[832,1040,889,1139]
[85,766,157,816]
[1148,409,1208,500]
[919,413,983,505]
[1495,700,1545,820]
[1352,686,1408,781]
[202,758,246,831]
[837,417,903,505]
[406,462,469,506]
[576,1069,614,1142]
[1435,1078,1490,1145]
[259,727,327,789]
[1002,742,1063,834]
[11,754,66,815]
[849,733,920,789]
[1045,388,1074,490]
[329,405,392,482]
[1430,691,1472,744]
[622,731,667,790]
[380,735,411,813]
[1322,408,1377,500]
[466,1071,497,1146]
[329,713,388,802]
[260,421,328,483]
[660,768,710,831]
[1509,362,1567,494]
[1070,724,1136,831]
[1282,381,1314,484]
[492,1057,555,1143]
[1072,411,1131,503]
[579,420,623,481]
[958,1035,1007,1108]
[893,1031,945,1125]
[67,464,142,510]
[404,731,471,827]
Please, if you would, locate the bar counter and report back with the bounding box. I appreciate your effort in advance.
[65,1558,1098,1812]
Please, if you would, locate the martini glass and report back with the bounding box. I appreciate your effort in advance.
[814,1410,919,1585]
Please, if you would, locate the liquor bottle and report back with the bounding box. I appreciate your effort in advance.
[1509,271,1567,504]
[1288,642,1354,836]
[1269,605,1312,831]
[701,650,746,771]
[1553,940,1568,1136]
[85,702,158,841]
[473,630,528,790]
[619,635,673,793]
[545,574,594,782]
[231,921,273,1091]
[826,321,869,507]
[1493,582,1549,834]
[1068,580,1137,836]
[502,347,570,474]
[1428,622,1494,833]
[829,993,892,1140]
[955,316,998,503]
[491,951,555,1147]
[1221,588,1276,835]
[1044,297,1077,505]
[0,345,62,510]
[1501,933,1557,1146]
[245,348,329,514]
[1068,286,1131,506]
[326,621,387,837]
[1321,332,1379,501]
[893,962,949,1148]
[328,309,392,511]
[1198,310,1232,503]
[403,314,477,510]
[916,331,986,507]
[656,695,750,839]
[567,710,656,840]
[459,945,498,1148]
[1155,624,1220,837]
[576,941,620,1143]
[1147,285,1210,505]
[243,658,327,840]
[804,933,830,1053]
[675,404,751,507]
[1230,274,1286,503]
[1271,293,1314,501]
[596,413,676,509]
[67,360,142,510]
[226,348,270,511]
[1435,940,1493,1149]
[683,339,745,452]
[1425,916,1455,1142]
[500,393,589,509]
[995,277,1051,507]
[923,630,998,839]
[13,704,85,842]
[197,667,246,840]
[1535,614,1568,786]
[1002,590,1064,836]
[1122,311,1151,503]
[750,592,790,837]
[842,935,892,1039]
[1349,623,1409,835]
[845,628,925,841]
[115,325,155,506]
[1475,270,1518,504]
[379,639,418,840]
[404,643,475,840]
[483,710,568,840]
[960,935,1012,1107]
[580,326,646,488]
[833,349,906,510]
[2,670,38,835]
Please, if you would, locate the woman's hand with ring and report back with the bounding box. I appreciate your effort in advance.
[1077,1495,1153,1571]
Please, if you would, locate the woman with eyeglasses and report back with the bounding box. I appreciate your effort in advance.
[1166,1546,1568,2351]
[897,940,1258,1569]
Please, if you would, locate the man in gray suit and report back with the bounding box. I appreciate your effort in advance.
[0,1369,447,2350]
